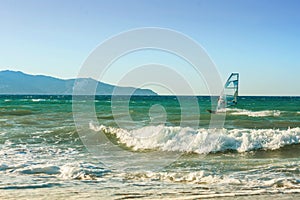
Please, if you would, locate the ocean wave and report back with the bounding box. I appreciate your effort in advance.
[32,99,46,102]
[0,183,61,190]
[0,109,33,116]
[122,170,217,184]
[121,170,297,186]
[90,123,300,154]
[2,160,109,180]
[227,108,281,117]
[119,170,300,197]
[59,163,109,180]
[14,165,60,175]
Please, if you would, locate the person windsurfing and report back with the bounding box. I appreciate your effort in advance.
[207,73,239,114]
[217,96,225,111]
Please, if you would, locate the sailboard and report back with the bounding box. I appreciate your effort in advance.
[207,73,239,114]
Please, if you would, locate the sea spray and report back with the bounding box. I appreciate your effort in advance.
[90,123,300,153]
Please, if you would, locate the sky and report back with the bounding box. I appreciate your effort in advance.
[0,0,300,96]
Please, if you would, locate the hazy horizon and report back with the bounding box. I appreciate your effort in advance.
[0,69,299,97]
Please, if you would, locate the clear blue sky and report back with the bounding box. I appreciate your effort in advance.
[1,0,299,95]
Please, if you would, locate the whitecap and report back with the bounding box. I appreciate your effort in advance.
[31,99,46,102]
[229,109,281,117]
[90,123,300,154]
[59,163,109,180]
[16,165,60,175]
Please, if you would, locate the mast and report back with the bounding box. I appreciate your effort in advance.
[224,73,239,107]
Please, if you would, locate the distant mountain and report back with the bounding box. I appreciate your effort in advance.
[0,70,157,95]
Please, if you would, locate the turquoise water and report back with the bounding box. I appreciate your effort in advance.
[0,95,300,199]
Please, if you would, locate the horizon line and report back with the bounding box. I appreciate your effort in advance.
[1,69,299,97]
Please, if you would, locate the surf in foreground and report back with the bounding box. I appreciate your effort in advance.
[90,123,300,154]
[0,95,300,199]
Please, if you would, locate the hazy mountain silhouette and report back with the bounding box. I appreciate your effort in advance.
[0,70,157,95]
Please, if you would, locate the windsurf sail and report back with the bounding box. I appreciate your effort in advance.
[216,73,239,111]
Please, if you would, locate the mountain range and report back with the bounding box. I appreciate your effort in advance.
[0,70,157,95]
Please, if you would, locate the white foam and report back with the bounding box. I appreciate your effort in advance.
[229,108,281,117]
[90,123,300,154]
[59,163,87,179]
[15,164,60,175]
[59,163,108,180]
[122,170,214,184]
[120,170,300,192]
[31,99,45,102]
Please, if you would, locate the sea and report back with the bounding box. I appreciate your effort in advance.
[0,95,300,199]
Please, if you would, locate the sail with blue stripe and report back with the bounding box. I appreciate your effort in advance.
[217,73,239,111]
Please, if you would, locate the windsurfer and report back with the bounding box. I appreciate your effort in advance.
[217,96,225,110]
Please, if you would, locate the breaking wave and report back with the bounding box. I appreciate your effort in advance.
[227,108,281,117]
[89,123,300,154]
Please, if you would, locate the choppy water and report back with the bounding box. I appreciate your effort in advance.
[0,95,300,199]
